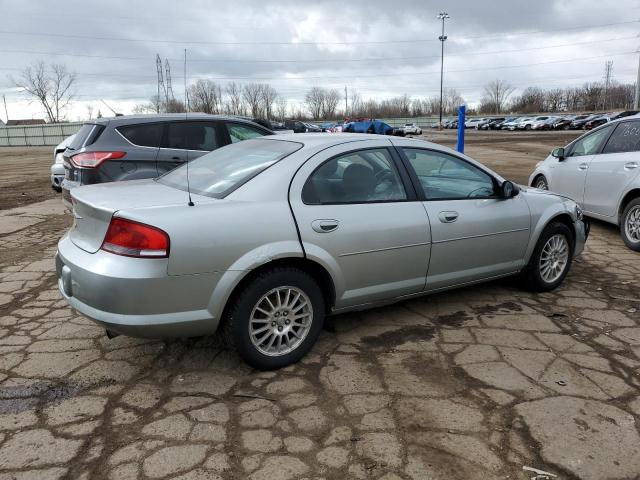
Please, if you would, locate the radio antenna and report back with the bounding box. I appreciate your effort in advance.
[184,48,194,207]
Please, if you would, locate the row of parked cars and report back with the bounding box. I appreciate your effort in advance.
[52,110,638,370]
[441,111,639,131]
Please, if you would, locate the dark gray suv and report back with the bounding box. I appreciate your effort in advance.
[62,113,273,207]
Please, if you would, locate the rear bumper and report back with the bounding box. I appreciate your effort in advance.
[56,234,221,338]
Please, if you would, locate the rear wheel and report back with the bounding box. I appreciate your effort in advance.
[621,198,640,251]
[522,222,574,292]
[222,267,325,370]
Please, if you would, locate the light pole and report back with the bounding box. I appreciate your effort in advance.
[437,12,450,129]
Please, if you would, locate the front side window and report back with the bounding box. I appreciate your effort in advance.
[568,125,614,157]
[118,123,163,148]
[165,122,219,151]
[227,123,267,143]
[602,121,640,154]
[403,148,496,200]
[302,148,407,204]
[158,138,301,198]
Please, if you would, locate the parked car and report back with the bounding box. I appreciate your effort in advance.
[57,134,587,369]
[402,123,423,135]
[51,134,75,192]
[479,118,505,130]
[516,116,547,130]
[501,117,523,131]
[61,114,274,209]
[464,118,487,129]
[569,114,601,130]
[585,111,639,130]
[552,115,580,130]
[529,114,640,250]
[303,122,322,133]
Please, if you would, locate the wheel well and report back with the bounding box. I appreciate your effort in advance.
[220,258,336,321]
[618,189,640,221]
[548,213,576,243]
[531,174,546,186]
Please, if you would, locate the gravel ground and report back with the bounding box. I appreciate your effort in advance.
[1,131,639,480]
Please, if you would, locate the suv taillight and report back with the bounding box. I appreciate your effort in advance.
[101,217,169,258]
[70,151,126,168]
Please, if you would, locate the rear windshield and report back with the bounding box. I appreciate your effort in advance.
[157,138,302,198]
[68,124,104,150]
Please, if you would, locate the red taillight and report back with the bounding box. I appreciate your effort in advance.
[71,151,126,168]
[101,217,169,258]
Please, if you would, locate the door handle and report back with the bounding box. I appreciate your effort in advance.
[171,156,182,160]
[311,219,339,233]
[438,211,459,223]
[624,162,639,170]
[578,163,589,171]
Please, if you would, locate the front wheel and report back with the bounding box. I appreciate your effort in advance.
[222,267,325,370]
[522,222,574,292]
[621,198,640,251]
[533,175,549,190]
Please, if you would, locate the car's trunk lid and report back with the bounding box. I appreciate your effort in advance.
[69,179,212,253]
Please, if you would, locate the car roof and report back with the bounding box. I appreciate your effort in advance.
[87,113,264,127]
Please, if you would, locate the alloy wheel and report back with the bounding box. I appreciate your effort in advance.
[624,205,640,244]
[535,177,548,190]
[248,286,313,356]
[539,234,569,283]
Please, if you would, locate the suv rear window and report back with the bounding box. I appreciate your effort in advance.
[164,122,219,151]
[157,138,302,198]
[68,124,104,150]
[117,123,163,148]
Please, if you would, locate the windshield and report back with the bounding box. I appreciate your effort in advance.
[157,138,302,198]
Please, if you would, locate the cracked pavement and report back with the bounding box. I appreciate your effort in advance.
[0,135,639,480]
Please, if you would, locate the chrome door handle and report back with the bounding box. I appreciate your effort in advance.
[438,211,459,223]
[578,163,589,171]
[624,162,639,170]
[311,219,339,233]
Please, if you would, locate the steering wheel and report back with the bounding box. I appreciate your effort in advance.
[467,186,493,198]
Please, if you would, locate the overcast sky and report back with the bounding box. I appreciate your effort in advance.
[0,0,638,121]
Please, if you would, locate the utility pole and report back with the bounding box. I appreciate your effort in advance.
[634,52,640,110]
[344,86,348,118]
[602,60,613,110]
[437,12,450,129]
[2,95,8,123]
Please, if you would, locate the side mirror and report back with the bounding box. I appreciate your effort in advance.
[551,147,565,160]
[500,180,519,199]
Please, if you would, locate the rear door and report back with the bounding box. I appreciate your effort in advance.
[156,121,224,175]
[289,140,431,308]
[583,120,640,219]
[550,124,615,204]
[399,147,530,290]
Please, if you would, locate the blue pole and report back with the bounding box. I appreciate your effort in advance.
[457,105,465,153]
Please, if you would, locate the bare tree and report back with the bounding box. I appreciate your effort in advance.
[86,104,94,120]
[188,79,222,114]
[321,88,341,119]
[275,96,288,121]
[225,82,245,115]
[13,61,76,122]
[305,87,325,119]
[260,84,278,119]
[243,83,264,118]
[481,80,514,114]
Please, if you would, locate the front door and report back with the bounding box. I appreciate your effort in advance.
[399,147,530,290]
[583,120,640,219]
[551,124,616,204]
[289,140,431,308]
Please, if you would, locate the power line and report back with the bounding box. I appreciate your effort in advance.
[0,36,634,65]
[0,20,635,46]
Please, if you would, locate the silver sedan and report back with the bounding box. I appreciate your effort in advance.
[56,134,588,369]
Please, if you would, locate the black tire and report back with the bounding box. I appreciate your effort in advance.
[532,175,549,190]
[525,124,532,131]
[620,198,640,252]
[222,267,325,370]
[522,222,574,292]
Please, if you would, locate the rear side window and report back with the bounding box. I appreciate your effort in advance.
[603,121,640,154]
[165,122,219,151]
[69,124,104,150]
[227,123,268,143]
[117,123,163,148]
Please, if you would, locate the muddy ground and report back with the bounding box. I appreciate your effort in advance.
[1,131,639,480]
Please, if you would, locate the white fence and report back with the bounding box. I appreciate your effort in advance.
[0,122,84,147]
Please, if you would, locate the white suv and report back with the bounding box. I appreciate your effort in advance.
[529,115,640,250]
[402,123,422,135]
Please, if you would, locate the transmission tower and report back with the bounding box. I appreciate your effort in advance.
[165,59,175,102]
[156,54,166,113]
[602,60,613,110]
